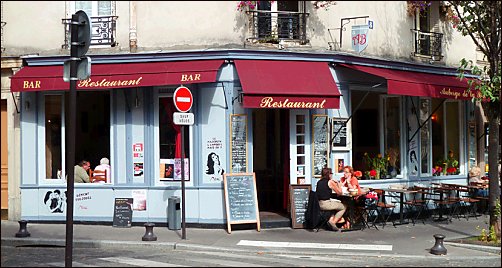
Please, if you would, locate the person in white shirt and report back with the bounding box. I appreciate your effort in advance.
[94,157,111,183]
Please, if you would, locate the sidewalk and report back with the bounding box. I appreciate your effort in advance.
[1,215,500,258]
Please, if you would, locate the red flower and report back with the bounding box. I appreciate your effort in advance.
[354,171,363,178]
[446,167,456,174]
[369,170,377,177]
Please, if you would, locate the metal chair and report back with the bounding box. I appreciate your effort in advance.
[305,191,332,232]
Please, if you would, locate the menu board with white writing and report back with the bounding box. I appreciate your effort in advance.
[332,118,348,148]
[312,115,329,177]
[223,173,260,234]
[230,114,247,173]
[290,184,311,229]
[113,198,133,228]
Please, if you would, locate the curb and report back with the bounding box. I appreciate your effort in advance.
[2,237,500,259]
[444,241,501,254]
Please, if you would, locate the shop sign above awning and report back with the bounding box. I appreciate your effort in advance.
[10,60,224,92]
[234,60,341,109]
[339,64,480,100]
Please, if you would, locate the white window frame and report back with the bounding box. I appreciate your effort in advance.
[39,94,66,184]
[289,109,311,186]
[380,95,404,178]
[153,90,194,187]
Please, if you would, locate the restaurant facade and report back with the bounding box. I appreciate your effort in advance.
[10,49,480,225]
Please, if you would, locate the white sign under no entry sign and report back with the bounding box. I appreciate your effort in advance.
[173,112,194,125]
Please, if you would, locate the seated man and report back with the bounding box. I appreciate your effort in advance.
[316,167,346,231]
[74,160,91,183]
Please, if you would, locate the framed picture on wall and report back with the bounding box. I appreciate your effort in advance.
[312,115,329,177]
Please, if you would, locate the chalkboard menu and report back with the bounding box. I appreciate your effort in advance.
[113,198,133,228]
[332,118,348,148]
[312,115,329,177]
[230,114,247,173]
[223,173,260,234]
[290,184,311,229]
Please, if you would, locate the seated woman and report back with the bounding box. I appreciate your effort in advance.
[340,166,368,228]
[468,166,488,197]
[316,167,346,231]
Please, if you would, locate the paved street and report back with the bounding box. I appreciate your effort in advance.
[1,244,500,267]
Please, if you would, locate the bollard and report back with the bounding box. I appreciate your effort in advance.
[142,222,157,241]
[15,220,31,238]
[430,234,447,255]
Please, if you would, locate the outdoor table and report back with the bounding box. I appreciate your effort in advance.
[334,193,366,231]
[382,188,418,225]
[431,186,454,222]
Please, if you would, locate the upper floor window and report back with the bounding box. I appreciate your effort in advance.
[411,3,443,61]
[247,1,309,44]
[63,1,117,49]
[73,1,112,16]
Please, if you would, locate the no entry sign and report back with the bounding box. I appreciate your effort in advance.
[173,86,193,113]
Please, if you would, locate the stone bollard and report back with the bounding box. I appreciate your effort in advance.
[142,222,157,241]
[15,220,31,238]
[430,234,447,255]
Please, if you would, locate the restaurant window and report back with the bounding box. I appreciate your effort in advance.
[45,95,63,180]
[158,96,190,181]
[431,99,462,175]
[383,96,402,177]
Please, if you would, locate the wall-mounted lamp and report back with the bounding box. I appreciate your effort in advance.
[24,100,30,111]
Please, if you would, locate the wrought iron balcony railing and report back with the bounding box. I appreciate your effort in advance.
[62,15,118,49]
[246,10,309,44]
[412,29,443,60]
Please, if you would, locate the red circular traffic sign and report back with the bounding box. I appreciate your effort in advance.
[173,86,193,113]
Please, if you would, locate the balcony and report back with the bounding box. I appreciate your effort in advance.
[412,29,443,61]
[246,10,309,45]
[62,15,118,49]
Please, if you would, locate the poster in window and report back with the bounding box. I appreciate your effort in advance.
[230,114,248,173]
[331,118,348,148]
[312,115,329,177]
[132,190,147,211]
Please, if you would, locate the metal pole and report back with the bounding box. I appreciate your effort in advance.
[181,126,186,239]
[65,13,78,268]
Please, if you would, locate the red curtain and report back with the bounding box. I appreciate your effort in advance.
[161,98,182,158]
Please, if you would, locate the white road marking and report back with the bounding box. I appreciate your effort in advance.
[99,256,185,267]
[237,240,393,251]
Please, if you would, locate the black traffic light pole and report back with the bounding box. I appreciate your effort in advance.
[64,13,78,267]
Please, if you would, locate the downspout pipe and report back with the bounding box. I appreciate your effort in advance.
[129,1,137,53]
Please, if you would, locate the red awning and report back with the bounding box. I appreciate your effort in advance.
[339,64,480,100]
[10,60,224,92]
[234,60,341,109]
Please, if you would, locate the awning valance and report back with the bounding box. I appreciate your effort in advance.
[234,60,341,109]
[10,60,224,92]
[339,64,479,100]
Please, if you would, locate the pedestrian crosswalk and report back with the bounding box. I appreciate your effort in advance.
[43,248,372,267]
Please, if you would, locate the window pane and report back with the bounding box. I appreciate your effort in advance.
[296,135,304,144]
[98,1,112,16]
[445,102,460,174]
[420,99,430,174]
[384,97,401,175]
[296,124,304,134]
[158,96,190,179]
[296,115,305,123]
[297,146,304,155]
[297,156,305,165]
[45,95,62,179]
[431,99,444,171]
[75,1,92,15]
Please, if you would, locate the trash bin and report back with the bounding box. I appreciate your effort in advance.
[168,196,181,230]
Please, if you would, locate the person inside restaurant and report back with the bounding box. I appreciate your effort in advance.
[316,167,346,231]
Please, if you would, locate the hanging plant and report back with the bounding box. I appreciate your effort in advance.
[406,1,432,16]
[312,1,337,11]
